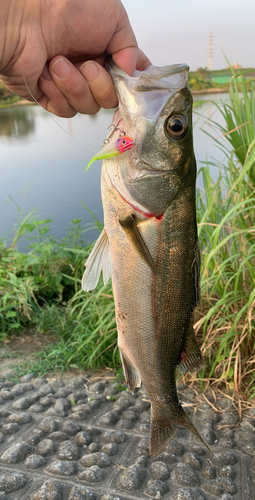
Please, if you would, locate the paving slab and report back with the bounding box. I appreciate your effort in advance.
[0,374,254,499]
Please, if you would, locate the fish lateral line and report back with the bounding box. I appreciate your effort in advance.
[119,214,157,275]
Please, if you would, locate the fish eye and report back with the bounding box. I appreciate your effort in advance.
[165,114,188,140]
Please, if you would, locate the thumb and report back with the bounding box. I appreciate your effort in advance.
[112,47,152,76]
[112,46,138,76]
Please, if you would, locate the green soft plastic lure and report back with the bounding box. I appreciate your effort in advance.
[86,136,134,171]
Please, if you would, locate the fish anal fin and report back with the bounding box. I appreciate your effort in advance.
[178,323,204,375]
[150,402,211,458]
[82,228,111,291]
[119,349,141,393]
[119,215,157,275]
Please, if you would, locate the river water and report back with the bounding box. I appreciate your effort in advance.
[0,93,229,250]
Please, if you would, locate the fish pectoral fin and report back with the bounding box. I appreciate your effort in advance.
[82,228,111,291]
[119,215,157,275]
[178,323,204,375]
[119,349,141,393]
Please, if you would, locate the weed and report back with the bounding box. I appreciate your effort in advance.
[194,71,255,399]
[107,395,117,401]
[0,205,95,335]
[115,384,127,392]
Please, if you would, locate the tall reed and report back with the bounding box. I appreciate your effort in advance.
[195,72,255,398]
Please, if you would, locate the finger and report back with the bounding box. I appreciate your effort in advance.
[49,56,101,115]
[106,5,151,77]
[112,46,138,76]
[112,47,152,76]
[80,61,118,109]
[136,49,152,71]
[38,64,77,117]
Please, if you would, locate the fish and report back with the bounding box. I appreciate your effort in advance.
[82,58,208,458]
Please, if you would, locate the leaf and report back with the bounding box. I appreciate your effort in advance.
[6,311,17,318]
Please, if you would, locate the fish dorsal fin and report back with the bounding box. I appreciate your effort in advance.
[178,322,204,375]
[119,215,157,275]
[82,229,111,291]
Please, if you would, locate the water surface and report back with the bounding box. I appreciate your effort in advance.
[0,94,229,250]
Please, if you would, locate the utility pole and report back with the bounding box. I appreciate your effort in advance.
[207,32,213,71]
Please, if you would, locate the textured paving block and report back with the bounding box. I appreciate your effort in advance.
[0,374,253,499]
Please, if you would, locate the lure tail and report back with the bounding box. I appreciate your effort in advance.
[86,136,134,170]
[86,150,119,170]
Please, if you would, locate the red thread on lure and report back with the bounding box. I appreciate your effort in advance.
[116,136,134,153]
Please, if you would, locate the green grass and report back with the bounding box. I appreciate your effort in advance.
[0,82,22,108]
[193,101,206,108]
[0,204,94,338]
[0,202,118,376]
[202,65,255,185]
[194,71,255,399]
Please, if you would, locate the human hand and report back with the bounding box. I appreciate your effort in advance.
[0,0,151,117]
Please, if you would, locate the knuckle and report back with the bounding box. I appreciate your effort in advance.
[48,101,76,118]
[82,103,101,115]
[69,83,88,101]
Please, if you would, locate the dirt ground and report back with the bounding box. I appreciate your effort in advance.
[0,330,56,377]
[0,330,115,382]
[1,331,254,417]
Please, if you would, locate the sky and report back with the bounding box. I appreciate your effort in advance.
[122,0,255,71]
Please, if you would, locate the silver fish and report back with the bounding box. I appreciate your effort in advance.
[82,59,208,457]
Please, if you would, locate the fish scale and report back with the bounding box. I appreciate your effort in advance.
[83,58,208,457]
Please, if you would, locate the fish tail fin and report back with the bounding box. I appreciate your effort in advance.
[150,411,178,458]
[150,402,211,458]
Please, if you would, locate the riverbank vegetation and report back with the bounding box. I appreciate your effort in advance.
[189,66,255,92]
[1,71,255,403]
[0,83,21,108]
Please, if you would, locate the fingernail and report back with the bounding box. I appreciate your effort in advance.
[41,64,51,81]
[81,61,99,81]
[52,58,71,78]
